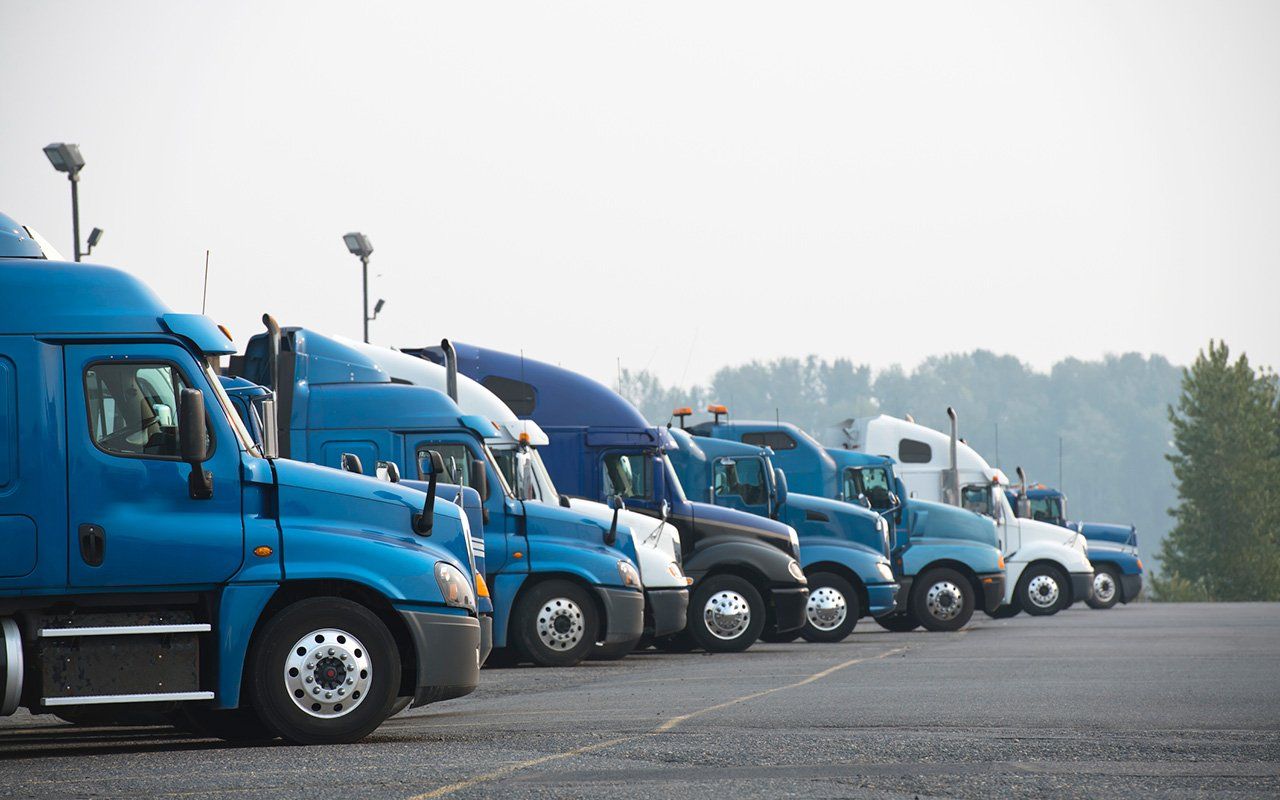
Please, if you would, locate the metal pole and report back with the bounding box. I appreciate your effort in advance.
[70,175,82,262]
[361,255,370,343]
[1058,436,1063,489]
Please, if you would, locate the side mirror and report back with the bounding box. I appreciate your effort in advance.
[887,492,901,510]
[559,494,571,508]
[470,460,491,523]
[376,460,401,483]
[258,397,279,459]
[605,494,625,546]
[341,453,364,475]
[661,499,671,522]
[179,388,213,500]
[856,493,871,509]
[772,467,788,510]
[414,450,446,536]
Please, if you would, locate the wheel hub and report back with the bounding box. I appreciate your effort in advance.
[806,586,848,631]
[703,590,751,640]
[925,580,964,621]
[283,628,372,719]
[1027,574,1061,608]
[536,598,585,650]
[1093,572,1116,603]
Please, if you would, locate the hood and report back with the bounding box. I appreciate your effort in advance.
[1017,515,1086,553]
[906,499,1000,548]
[784,492,889,557]
[522,498,639,565]
[682,500,799,558]
[272,458,472,572]
[1071,522,1138,548]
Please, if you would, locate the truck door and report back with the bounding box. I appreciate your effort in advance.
[64,345,245,587]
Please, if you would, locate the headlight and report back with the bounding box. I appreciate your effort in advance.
[788,528,800,555]
[876,561,895,581]
[787,559,806,583]
[435,562,477,612]
[666,562,685,581]
[618,560,642,589]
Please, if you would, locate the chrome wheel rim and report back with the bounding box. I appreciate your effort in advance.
[536,597,586,651]
[925,580,965,621]
[1093,572,1116,603]
[703,590,751,640]
[284,628,372,719]
[1027,574,1061,608]
[806,586,848,631]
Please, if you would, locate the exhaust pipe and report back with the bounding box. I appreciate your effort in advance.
[441,339,458,402]
[263,314,282,392]
[946,407,960,506]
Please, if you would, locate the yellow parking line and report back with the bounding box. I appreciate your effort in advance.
[406,645,908,799]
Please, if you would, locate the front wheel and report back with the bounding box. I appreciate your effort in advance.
[911,568,975,632]
[801,572,860,643]
[1017,564,1070,616]
[246,597,401,745]
[511,580,599,667]
[687,574,765,653]
[1086,565,1121,610]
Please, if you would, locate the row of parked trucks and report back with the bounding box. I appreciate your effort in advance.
[0,212,1143,744]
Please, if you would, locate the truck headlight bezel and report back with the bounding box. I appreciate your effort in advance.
[618,560,642,589]
[787,559,807,583]
[434,561,477,612]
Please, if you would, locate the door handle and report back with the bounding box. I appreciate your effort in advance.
[79,523,105,567]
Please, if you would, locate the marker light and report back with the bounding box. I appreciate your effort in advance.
[253,545,273,558]
[706,404,728,415]
[673,407,693,417]
[218,324,233,341]
[1136,558,1144,572]
[475,572,490,599]
[518,431,531,445]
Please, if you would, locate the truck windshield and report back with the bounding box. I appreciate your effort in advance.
[1030,496,1065,524]
[961,484,995,518]
[714,457,769,506]
[202,363,260,456]
[843,466,894,510]
[492,446,560,504]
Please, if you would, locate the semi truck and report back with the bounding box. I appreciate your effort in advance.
[1002,486,1144,609]
[0,223,481,744]
[663,420,897,642]
[686,413,1006,632]
[405,343,811,653]
[227,326,654,667]
[841,411,1094,617]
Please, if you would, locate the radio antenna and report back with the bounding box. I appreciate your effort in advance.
[201,250,210,314]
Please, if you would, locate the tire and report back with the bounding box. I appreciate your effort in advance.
[986,602,1022,619]
[687,574,766,653]
[511,580,599,667]
[246,597,401,745]
[800,572,861,643]
[173,706,277,742]
[759,629,801,643]
[876,612,920,633]
[590,640,635,661]
[910,567,976,632]
[1086,565,1121,610]
[1017,564,1071,616]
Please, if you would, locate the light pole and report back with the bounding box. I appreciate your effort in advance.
[43,143,103,261]
[342,232,384,343]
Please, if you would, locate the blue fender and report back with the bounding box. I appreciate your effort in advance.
[490,571,530,647]
[1085,542,1143,576]
[799,540,897,617]
[214,582,278,708]
[901,537,1005,578]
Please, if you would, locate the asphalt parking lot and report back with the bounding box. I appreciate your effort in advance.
[1,602,1277,799]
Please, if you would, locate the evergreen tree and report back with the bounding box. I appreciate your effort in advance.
[1155,341,1280,601]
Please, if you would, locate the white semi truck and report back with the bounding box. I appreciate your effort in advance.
[840,409,1094,616]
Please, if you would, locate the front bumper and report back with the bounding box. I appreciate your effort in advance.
[399,609,481,707]
[866,581,899,617]
[594,586,646,644]
[478,614,494,667]
[1120,573,1143,603]
[645,586,690,638]
[768,586,811,634]
[978,572,1006,612]
[1069,572,1095,606]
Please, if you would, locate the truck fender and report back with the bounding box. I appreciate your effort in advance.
[902,538,1004,577]
[798,541,888,588]
[682,537,799,586]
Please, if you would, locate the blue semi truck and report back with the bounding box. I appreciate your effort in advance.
[226,326,649,667]
[405,343,812,654]
[0,219,480,744]
[664,421,896,642]
[1004,485,1143,609]
[689,415,1006,632]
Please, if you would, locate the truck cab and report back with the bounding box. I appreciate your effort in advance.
[404,343,811,654]
[688,415,1005,632]
[0,237,479,744]
[228,327,647,667]
[664,423,897,642]
[1003,486,1144,609]
[842,411,1094,617]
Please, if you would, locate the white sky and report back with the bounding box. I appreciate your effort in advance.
[3,1,1277,386]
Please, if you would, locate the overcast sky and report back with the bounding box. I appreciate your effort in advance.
[3,1,1277,387]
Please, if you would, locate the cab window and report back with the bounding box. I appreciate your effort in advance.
[714,457,768,507]
[84,362,207,459]
[603,452,651,500]
[415,442,474,486]
[961,484,994,517]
